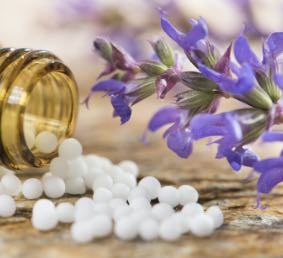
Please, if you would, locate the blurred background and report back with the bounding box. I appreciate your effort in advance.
[1,0,283,160]
[2,0,283,93]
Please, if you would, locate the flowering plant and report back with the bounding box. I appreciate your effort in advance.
[85,11,283,207]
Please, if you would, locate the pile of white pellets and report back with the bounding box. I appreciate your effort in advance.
[0,133,224,242]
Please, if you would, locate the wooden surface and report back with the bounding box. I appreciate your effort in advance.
[2,99,283,258]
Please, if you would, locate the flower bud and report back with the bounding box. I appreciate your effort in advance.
[180,71,218,92]
[256,70,281,103]
[151,38,174,67]
[93,38,113,62]
[176,89,218,116]
[236,86,273,110]
[139,61,168,76]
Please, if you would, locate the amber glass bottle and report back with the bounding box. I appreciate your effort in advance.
[0,48,78,171]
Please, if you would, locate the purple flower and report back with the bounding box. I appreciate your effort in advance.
[160,12,208,54]
[145,106,192,158]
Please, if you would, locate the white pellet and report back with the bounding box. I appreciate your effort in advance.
[138,176,161,200]
[0,183,6,195]
[71,221,94,243]
[106,165,123,182]
[159,218,181,241]
[206,206,224,228]
[93,187,113,203]
[178,185,199,205]
[151,203,174,221]
[58,138,82,160]
[32,199,58,231]
[116,173,136,189]
[1,174,21,196]
[109,198,127,210]
[35,131,58,153]
[130,209,152,224]
[22,178,43,199]
[158,186,179,207]
[84,154,104,168]
[189,214,215,237]
[41,172,52,182]
[67,157,88,178]
[83,167,104,189]
[118,160,139,177]
[138,218,159,241]
[182,203,204,218]
[111,183,130,200]
[112,205,132,221]
[90,214,113,238]
[169,212,190,234]
[74,204,94,222]
[0,194,16,217]
[49,157,69,179]
[0,166,14,177]
[25,129,35,149]
[92,174,113,190]
[65,177,86,195]
[129,197,151,211]
[93,203,112,216]
[114,217,138,240]
[128,186,150,202]
[42,175,65,198]
[56,202,75,223]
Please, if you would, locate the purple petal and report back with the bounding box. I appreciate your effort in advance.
[111,95,132,124]
[199,63,255,95]
[234,35,261,67]
[262,132,283,142]
[91,79,126,95]
[155,71,179,99]
[166,128,192,158]
[273,74,283,90]
[160,13,186,48]
[254,157,283,174]
[257,168,283,194]
[267,32,283,57]
[223,149,242,171]
[148,106,182,132]
[241,148,259,167]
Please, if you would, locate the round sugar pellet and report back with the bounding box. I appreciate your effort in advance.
[151,203,174,221]
[112,205,132,221]
[128,186,150,202]
[178,185,199,205]
[206,206,224,228]
[93,187,113,203]
[129,197,151,210]
[56,202,75,223]
[0,183,6,195]
[25,129,35,149]
[22,178,43,199]
[0,166,14,177]
[159,218,181,241]
[74,203,95,222]
[182,203,204,218]
[42,175,65,198]
[67,157,88,178]
[41,172,52,182]
[130,209,152,224]
[189,214,215,237]
[114,217,138,240]
[114,172,137,189]
[84,154,104,168]
[1,174,21,196]
[158,186,179,207]
[105,165,123,182]
[93,203,112,217]
[71,221,94,243]
[169,212,190,234]
[138,218,159,241]
[35,131,58,153]
[75,197,95,209]
[58,138,82,160]
[49,157,68,179]
[90,214,112,238]
[111,183,130,200]
[109,198,127,210]
[92,174,113,190]
[83,167,104,189]
[65,177,86,195]
[118,160,139,177]
[0,194,16,217]
[32,200,58,231]
[138,176,161,200]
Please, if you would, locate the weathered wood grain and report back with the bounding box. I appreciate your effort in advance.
[1,99,283,258]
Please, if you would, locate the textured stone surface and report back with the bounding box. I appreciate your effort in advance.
[2,99,283,258]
